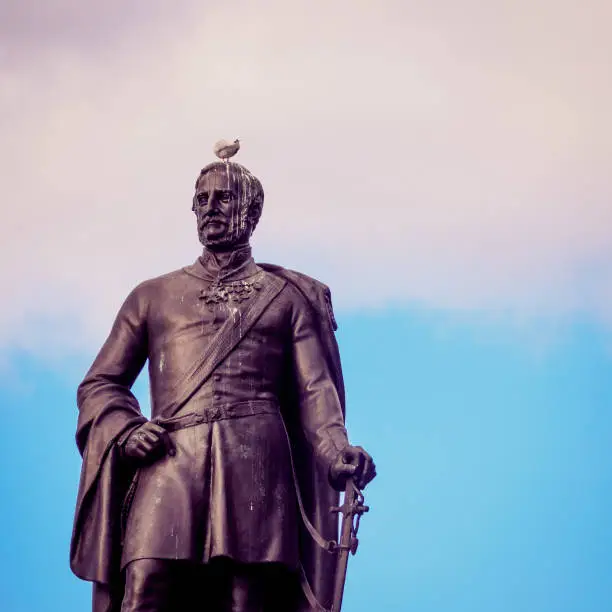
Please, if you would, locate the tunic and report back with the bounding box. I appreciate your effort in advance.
[75,247,349,572]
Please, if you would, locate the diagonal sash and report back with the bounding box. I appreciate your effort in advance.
[160,272,286,419]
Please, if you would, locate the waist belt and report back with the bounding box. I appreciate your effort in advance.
[152,400,279,432]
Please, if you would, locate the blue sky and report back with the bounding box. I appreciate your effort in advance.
[2,1,612,610]
[2,310,611,611]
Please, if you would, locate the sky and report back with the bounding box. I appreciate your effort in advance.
[1,1,611,611]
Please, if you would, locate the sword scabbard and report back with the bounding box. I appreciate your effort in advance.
[329,478,369,612]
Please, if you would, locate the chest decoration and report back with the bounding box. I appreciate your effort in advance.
[199,276,264,308]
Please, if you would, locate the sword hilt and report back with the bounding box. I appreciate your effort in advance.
[330,503,369,516]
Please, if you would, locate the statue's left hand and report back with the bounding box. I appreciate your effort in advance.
[330,445,377,491]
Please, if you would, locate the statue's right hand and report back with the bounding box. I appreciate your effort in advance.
[122,422,175,464]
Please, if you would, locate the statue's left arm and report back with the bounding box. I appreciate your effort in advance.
[289,288,376,490]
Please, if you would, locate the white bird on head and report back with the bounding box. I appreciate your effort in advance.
[213,138,241,163]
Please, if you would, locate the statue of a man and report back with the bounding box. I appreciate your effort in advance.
[70,158,376,612]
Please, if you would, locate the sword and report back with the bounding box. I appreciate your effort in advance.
[330,478,370,612]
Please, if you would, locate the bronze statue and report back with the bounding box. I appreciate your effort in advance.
[70,152,376,612]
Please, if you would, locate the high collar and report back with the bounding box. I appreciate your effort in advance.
[183,246,260,283]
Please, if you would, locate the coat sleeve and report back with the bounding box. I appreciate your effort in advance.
[76,285,150,456]
[71,284,151,583]
[289,287,349,472]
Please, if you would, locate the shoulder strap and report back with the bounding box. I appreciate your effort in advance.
[160,272,286,418]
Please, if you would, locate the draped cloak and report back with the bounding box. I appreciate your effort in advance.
[70,251,347,612]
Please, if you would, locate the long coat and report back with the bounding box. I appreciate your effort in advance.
[70,249,348,611]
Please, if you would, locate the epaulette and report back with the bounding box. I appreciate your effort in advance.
[258,264,338,331]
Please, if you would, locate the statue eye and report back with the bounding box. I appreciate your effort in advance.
[220,191,232,202]
[197,194,209,205]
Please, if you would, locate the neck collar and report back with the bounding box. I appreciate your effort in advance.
[184,246,259,283]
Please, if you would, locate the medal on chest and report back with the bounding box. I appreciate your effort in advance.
[198,275,264,309]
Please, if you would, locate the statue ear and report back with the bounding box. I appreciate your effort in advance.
[247,199,263,229]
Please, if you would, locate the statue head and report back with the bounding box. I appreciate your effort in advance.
[192,161,264,251]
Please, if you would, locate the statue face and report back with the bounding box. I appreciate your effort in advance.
[193,168,251,250]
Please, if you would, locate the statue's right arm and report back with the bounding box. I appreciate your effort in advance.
[75,285,149,457]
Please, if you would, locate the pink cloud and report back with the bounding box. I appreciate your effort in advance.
[1,0,611,352]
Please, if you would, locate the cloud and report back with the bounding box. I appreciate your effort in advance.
[1,0,611,353]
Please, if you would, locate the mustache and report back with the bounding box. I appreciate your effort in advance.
[199,212,227,226]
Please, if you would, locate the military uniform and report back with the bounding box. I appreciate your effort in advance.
[71,247,349,610]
